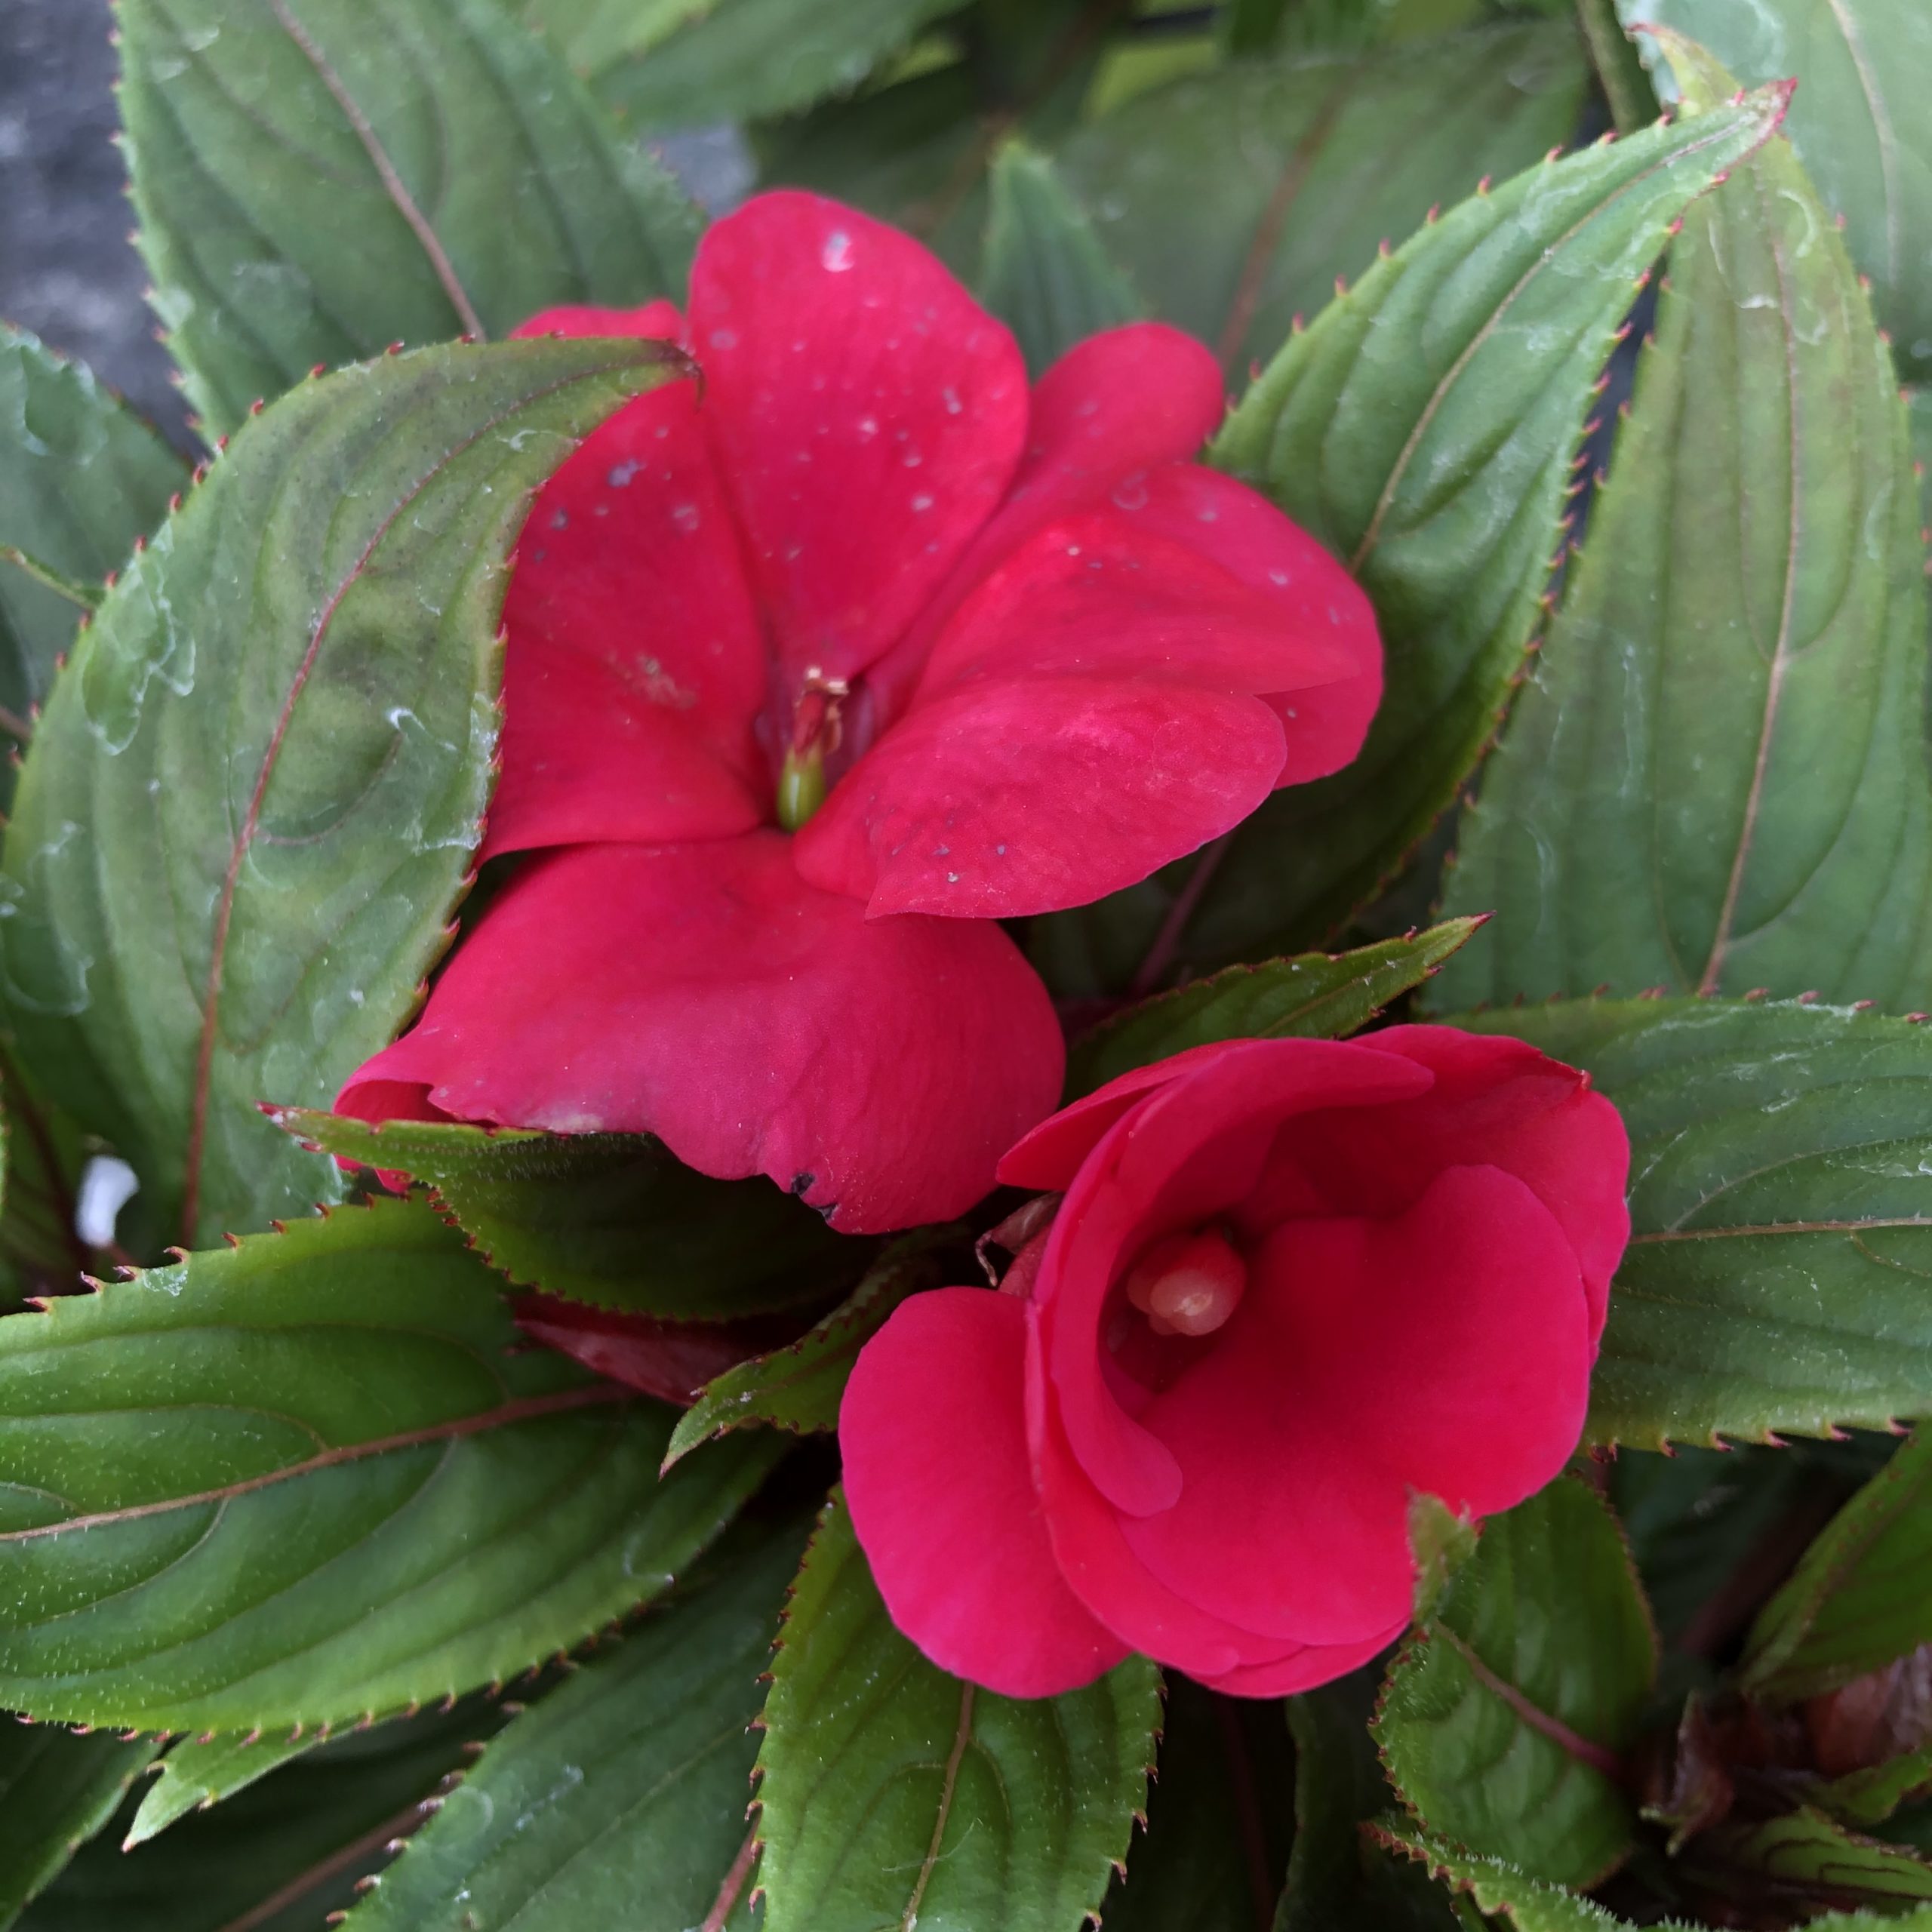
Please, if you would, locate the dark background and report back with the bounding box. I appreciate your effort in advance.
[1,0,191,443]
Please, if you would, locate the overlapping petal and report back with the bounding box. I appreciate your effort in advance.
[687,191,1029,689]
[795,521,1364,918]
[841,1287,1128,1697]
[336,833,1063,1234]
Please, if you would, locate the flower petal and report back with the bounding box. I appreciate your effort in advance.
[509,1296,792,1405]
[842,1287,1128,1697]
[1248,1025,1631,1337]
[336,832,1063,1234]
[796,513,1364,918]
[1038,1042,1435,1521]
[489,337,768,856]
[798,675,1287,919]
[1102,463,1382,785]
[1191,1622,1404,1698]
[1122,1164,1592,1645]
[509,300,687,341]
[686,191,1028,688]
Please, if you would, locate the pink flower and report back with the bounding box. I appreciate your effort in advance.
[337,192,1381,1234]
[839,1029,1630,1696]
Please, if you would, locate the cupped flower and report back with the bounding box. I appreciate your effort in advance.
[338,192,1381,1233]
[839,1028,1630,1696]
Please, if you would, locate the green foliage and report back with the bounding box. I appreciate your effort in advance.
[276,1110,864,1320]
[0,327,183,799]
[0,1066,92,1311]
[1201,85,1786,961]
[1377,1479,1657,1889]
[0,336,683,1252]
[341,1533,801,1930]
[1438,42,1932,1011]
[20,1700,499,1932]
[561,0,959,129]
[0,1724,154,1925]
[1372,1821,1665,1927]
[1697,1806,1932,1910]
[1065,918,1481,1097]
[979,141,1143,378]
[663,1235,950,1468]
[1817,1745,1932,1828]
[1457,998,1932,1447]
[753,1493,1161,1932]
[1744,1429,1932,1700]
[1099,1678,1294,1932]
[1281,1673,1462,1932]
[1059,22,1586,376]
[117,0,698,433]
[0,1196,778,1732]
[127,1730,321,1847]
[1622,0,1932,383]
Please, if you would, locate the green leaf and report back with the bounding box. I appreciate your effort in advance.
[20,1698,500,1932]
[1058,22,1586,377]
[1281,1674,1463,1932]
[118,0,699,433]
[1200,83,1788,961]
[1816,1744,1932,1828]
[0,1063,97,1314]
[1100,1678,1294,1932]
[1696,1806,1932,1910]
[1609,1440,1846,1649]
[1064,918,1481,1099]
[341,1530,802,1931]
[0,328,183,788]
[1376,1478,1657,1889]
[565,0,958,127]
[126,1730,321,1847]
[978,140,1143,379]
[273,1110,865,1321]
[1743,1429,1932,1700]
[0,1724,154,1925]
[753,1491,1161,1932]
[1620,0,1932,383]
[1454,997,1932,1448]
[663,1235,949,1469]
[0,1195,779,1733]
[1371,1822,1662,1928]
[1438,39,1932,1012]
[0,335,685,1253]
[753,0,1109,282]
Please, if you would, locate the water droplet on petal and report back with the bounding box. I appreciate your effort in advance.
[709,328,738,349]
[1111,472,1149,511]
[822,229,854,272]
[911,493,934,512]
[607,459,641,488]
[670,503,700,534]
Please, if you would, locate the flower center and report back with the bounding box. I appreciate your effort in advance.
[1121,1226,1247,1338]
[775,669,848,832]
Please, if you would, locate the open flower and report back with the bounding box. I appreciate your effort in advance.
[338,192,1381,1234]
[839,1029,1630,1696]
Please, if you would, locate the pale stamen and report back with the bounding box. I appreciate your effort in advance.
[1122,1227,1247,1338]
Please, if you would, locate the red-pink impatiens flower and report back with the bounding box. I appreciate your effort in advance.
[840,1029,1631,1697]
[337,191,1381,1234]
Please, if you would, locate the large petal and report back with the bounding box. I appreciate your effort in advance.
[797,515,1363,918]
[1036,1042,1434,1521]
[841,1288,1128,1697]
[686,191,1028,689]
[1192,1623,1404,1699]
[490,308,768,856]
[860,323,1226,703]
[1121,1165,1593,1646]
[335,832,1063,1234]
[1103,463,1381,785]
[1247,1026,1630,1337]
[798,673,1287,919]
